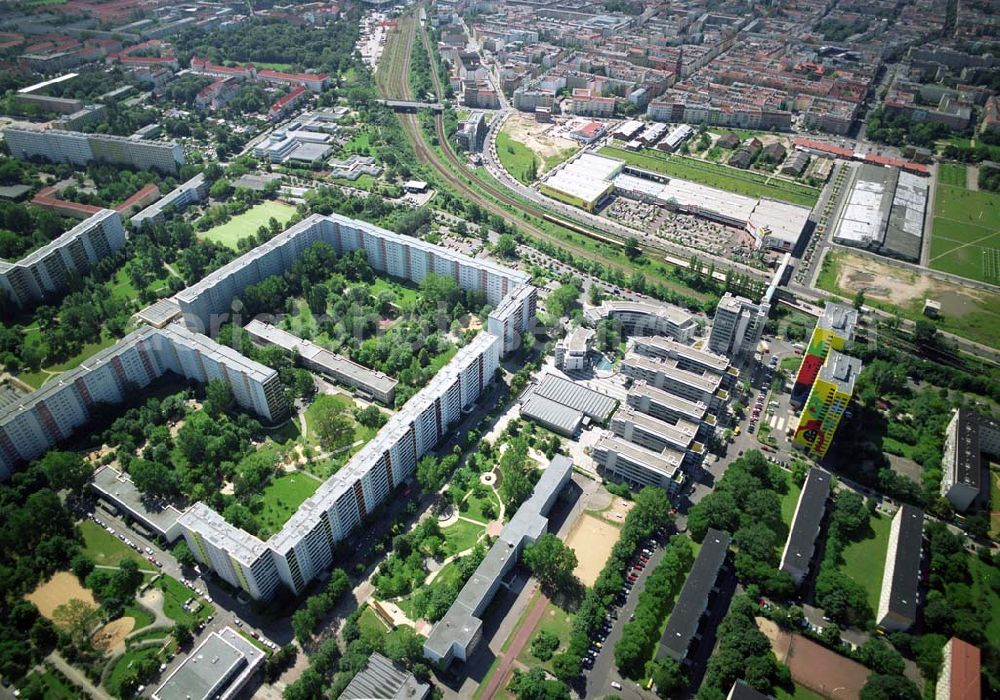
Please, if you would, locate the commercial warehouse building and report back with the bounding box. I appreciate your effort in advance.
[592,431,686,493]
[0,209,126,308]
[0,323,287,479]
[153,626,264,700]
[3,126,185,174]
[831,164,928,262]
[779,468,831,585]
[658,528,731,664]
[876,504,924,631]
[539,153,621,211]
[245,320,398,404]
[940,408,1000,512]
[423,455,572,666]
[585,300,698,343]
[519,393,584,437]
[526,374,618,423]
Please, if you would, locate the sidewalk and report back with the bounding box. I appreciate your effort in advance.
[479,592,550,700]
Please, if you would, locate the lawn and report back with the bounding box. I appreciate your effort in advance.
[496,129,539,184]
[257,472,322,535]
[332,174,377,191]
[780,356,803,372]
[157,575,214,626]
[930,165,1000,284]
[369,275,420,308]
[839,513,892,614]
[515,601,575,673]
[201,201,296,250]
[990,464,1000,539]
[104,646,161,694]
[598,146,820,208]
[18,335,119,389]
[542,147,579,173]
[79,521,154,570]
[358,604,389,639]
[462,489,500,524]
[303,393,376,453]
[968,553,1000,647]
[254,61,296,71]
[123,604,155,631]
[441,518,485,555]
[780,476,803,530]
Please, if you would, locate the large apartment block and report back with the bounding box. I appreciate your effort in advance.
[790,302,858,408]
[0,209,125,308]
[174,213,533,346]
[630,335,739,385]
[179,331,503,599]
[626,380,717,439]
[940,408,1000,512]
[792,350,861,459]
[131,173,208,229]
[779,468,831,586]
[487,283,537,355]
[708,292,769,362]
[876,504,924,631]
[620,352,729,410]
[609,406,704,464]
[0,323,286,478]
[3,127,184,174]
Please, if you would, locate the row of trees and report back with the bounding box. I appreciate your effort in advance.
[291,568,351,644]
[814,491,877,626]
[613,536,694,679]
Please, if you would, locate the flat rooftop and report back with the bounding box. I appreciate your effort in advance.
[780,468,831,575]
[520,393,584,435]
[596,432,685,477]
[631,336,732,374]
[622,353,723,394]
[531,373,617,422]
[92,465,185,537]
[153,626,263,700]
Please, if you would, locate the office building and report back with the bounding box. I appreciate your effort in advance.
[626,380,716,439]
[592,431,686,493]
[779,469,831,585]
[631,336,739,385]
[423,456,572,666]
[790,303,858,408]
[555,326,593,372]
[941,408,1000,512]
[0,323,287,479]
[708,293,769,362]
[245,320,397,404]
[341,653,430,700]
[792,350,861,459]
[585,300,698,343]
[658,528,730,664]
[936,638,980,700]
[457,111,488,152]
[153,627,264,700]
[131,173,208,229]
[876,505,924,631]
[3,127,184,174]
[0,209,126,308]
[174,213,531,343]
[621,352,728,410]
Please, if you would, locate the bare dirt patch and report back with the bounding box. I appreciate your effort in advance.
[759,617,870,699]
[92,617,135,653]
[833,251,991,317]
[565,514,621,587]
[504,113,579,163]
[26,571,97,620]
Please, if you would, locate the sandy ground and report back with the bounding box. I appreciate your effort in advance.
[758,617,870,699]
[504,113,579,161]
[565,514,621,587]
[26,572,97,620]
[600,496,636,525]
[92,617,135,652]
[833,250,991,317]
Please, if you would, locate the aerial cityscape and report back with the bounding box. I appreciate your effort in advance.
[0,1,996,699]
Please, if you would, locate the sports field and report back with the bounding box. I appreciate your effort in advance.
[201,201,296,250]
[930,164,1000,284]
[27,571,97,621]
[598,146,820,207]
[565,514,620,586]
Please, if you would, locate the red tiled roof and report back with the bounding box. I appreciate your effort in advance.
[945,638,980,700]
[115,183,160,213]
[793,137,854,159]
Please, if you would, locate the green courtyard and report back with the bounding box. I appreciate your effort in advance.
[839,512,892,613]
[201,201,297,250]
[257,471,323,535]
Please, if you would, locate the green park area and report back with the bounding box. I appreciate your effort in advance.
[157,575,215,627]
[838,512,892,613]
[18,666,82,700]
[441,518,485,555]
[18,334,118,389]
[780,473,803,531]
[496,129,539,184]
[303,393,378,455]
[598,146,820,208]
[257,471,323,535]
[515,601,576,674]
[79,521,154,570]
[201,201,296,250]
[930,163,1000,285]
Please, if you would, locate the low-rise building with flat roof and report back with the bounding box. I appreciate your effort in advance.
[519,393,584,437]
[341,652,430,700]
[91,465,186,542]
[779,469,831,586]
[621,352,728,409]
[245,320,397,404]
[658,528,730,664]
[876,504,924,631]
[423,456,573,666]
[528,374,618,423]
[153,626,264,700]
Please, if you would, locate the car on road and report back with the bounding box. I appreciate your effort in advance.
[611,681,622,690]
